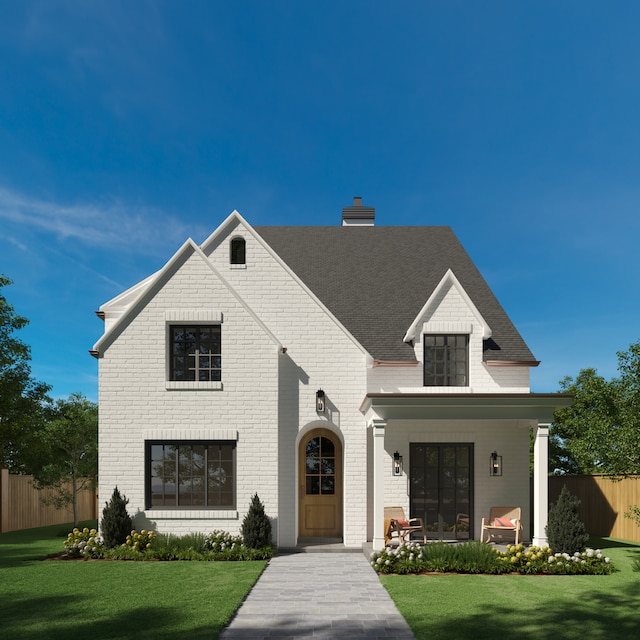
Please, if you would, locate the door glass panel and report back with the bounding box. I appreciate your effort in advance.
[304,435,337,495]
[306,437,320,458]
[320,437,334,457]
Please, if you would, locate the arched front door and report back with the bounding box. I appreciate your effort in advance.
[298,428,343,538]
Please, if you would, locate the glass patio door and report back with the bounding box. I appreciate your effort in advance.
[410,443,473,540]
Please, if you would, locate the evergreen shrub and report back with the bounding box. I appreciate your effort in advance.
[101,487,133,549]
[241,493,272,549]
[546,485,589,553]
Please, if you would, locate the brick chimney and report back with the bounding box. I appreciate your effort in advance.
[341,196,375,226]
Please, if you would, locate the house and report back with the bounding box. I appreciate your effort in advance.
[91,197,571,550]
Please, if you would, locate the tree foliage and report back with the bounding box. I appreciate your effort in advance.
[0,275,51,472]
[552,342,640,476]
[31,393,98,525]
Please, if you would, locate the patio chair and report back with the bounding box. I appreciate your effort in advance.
[480,506,522,545]
[384,506,427,544]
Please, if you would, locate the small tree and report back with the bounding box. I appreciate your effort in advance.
[31,393,98,526]
[101,487,132,548]
[241,493,272,549]
[546,485,589,553]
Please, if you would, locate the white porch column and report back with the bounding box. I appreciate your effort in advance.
[371,419,387,551]
[532,423,550,547]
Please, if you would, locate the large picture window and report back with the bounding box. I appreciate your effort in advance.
[424,334,469,386]
[170,325,221,382]
[147,441,235,509]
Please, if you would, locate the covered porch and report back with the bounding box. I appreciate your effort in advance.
[361,393,573,551]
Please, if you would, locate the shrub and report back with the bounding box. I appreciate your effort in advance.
[204,530,244,553]
[370,541,613,575]
[64,527,104,559]
[241,493,272,549]
[101,487,133,549]
[546,485,589,553]
[125,529,156,552]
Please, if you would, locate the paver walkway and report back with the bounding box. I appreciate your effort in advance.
[218,552,416,639]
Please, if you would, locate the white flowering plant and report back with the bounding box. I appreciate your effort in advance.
[64,527,105,559]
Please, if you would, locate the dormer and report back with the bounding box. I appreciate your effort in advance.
[404,270,491,388]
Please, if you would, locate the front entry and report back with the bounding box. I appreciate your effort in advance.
[410,443,473,540]
[298,428,343,538]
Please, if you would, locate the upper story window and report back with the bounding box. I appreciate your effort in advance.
[424,334,468,386]
[230,237,246,265]
[170,325,221,382]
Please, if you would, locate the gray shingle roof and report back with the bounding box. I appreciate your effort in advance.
[254,225,537,364]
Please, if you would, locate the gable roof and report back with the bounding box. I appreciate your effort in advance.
[92,238,281,356]
[254,225,537,365]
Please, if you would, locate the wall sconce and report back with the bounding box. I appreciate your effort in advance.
[490,451,502,476]
[316,389,325,413]
[393,451,403,476]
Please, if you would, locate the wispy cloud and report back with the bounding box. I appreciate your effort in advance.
[0,186,204,256]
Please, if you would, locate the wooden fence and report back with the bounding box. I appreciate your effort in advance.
[0,469,98,533]
[548,474,640,543]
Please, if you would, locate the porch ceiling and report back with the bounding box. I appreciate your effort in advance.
[360,392,573,423]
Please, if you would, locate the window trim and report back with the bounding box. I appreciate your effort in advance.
[145,440,236,510]
[423,333,469,387]
[166,315,223,390]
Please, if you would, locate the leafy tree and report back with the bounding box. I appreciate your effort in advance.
[552,345,640,476]
[546,485,589,553]
[241,493,272,549]
[0,276,51,472]
[552,342,640,531]
[31,393,98,526]
[101,487,133,548]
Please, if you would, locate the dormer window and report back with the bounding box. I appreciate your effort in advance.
[424,334,468,386]
[230,237,246,265]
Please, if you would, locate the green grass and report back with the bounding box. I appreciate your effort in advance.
[0,521,267,639]
[382,537,640,640]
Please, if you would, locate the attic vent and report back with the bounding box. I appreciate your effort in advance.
[342,196,375,226]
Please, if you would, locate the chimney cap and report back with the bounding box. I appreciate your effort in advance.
[342,196,375,226]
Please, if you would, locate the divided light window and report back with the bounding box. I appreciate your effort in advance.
[170,325,221,381]
[424,334,469,386]
[147,441,235,508]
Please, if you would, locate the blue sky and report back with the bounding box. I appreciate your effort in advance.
[1,1,639,402]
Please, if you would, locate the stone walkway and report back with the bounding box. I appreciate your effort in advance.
[218,552,416,639]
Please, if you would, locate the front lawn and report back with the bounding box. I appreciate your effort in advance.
[382,537,640,640]
[0,521,267,640]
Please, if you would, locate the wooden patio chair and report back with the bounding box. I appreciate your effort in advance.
[384,506,427,545]
[480,506,523,545]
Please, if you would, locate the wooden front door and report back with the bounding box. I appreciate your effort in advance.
[298,428,342,538]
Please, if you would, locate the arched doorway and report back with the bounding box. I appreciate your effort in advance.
[298,427,343,538]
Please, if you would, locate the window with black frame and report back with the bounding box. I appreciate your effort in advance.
[147,441,235,509]
[423,334,469,386]
[230,237,246,265]
[169,325,221,381]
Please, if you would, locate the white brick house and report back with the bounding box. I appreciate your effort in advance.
[92,198,571,550]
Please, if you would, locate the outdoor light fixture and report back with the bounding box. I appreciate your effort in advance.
[490,451,502,476]
[393,450,403,476]
[316,389,325,413]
